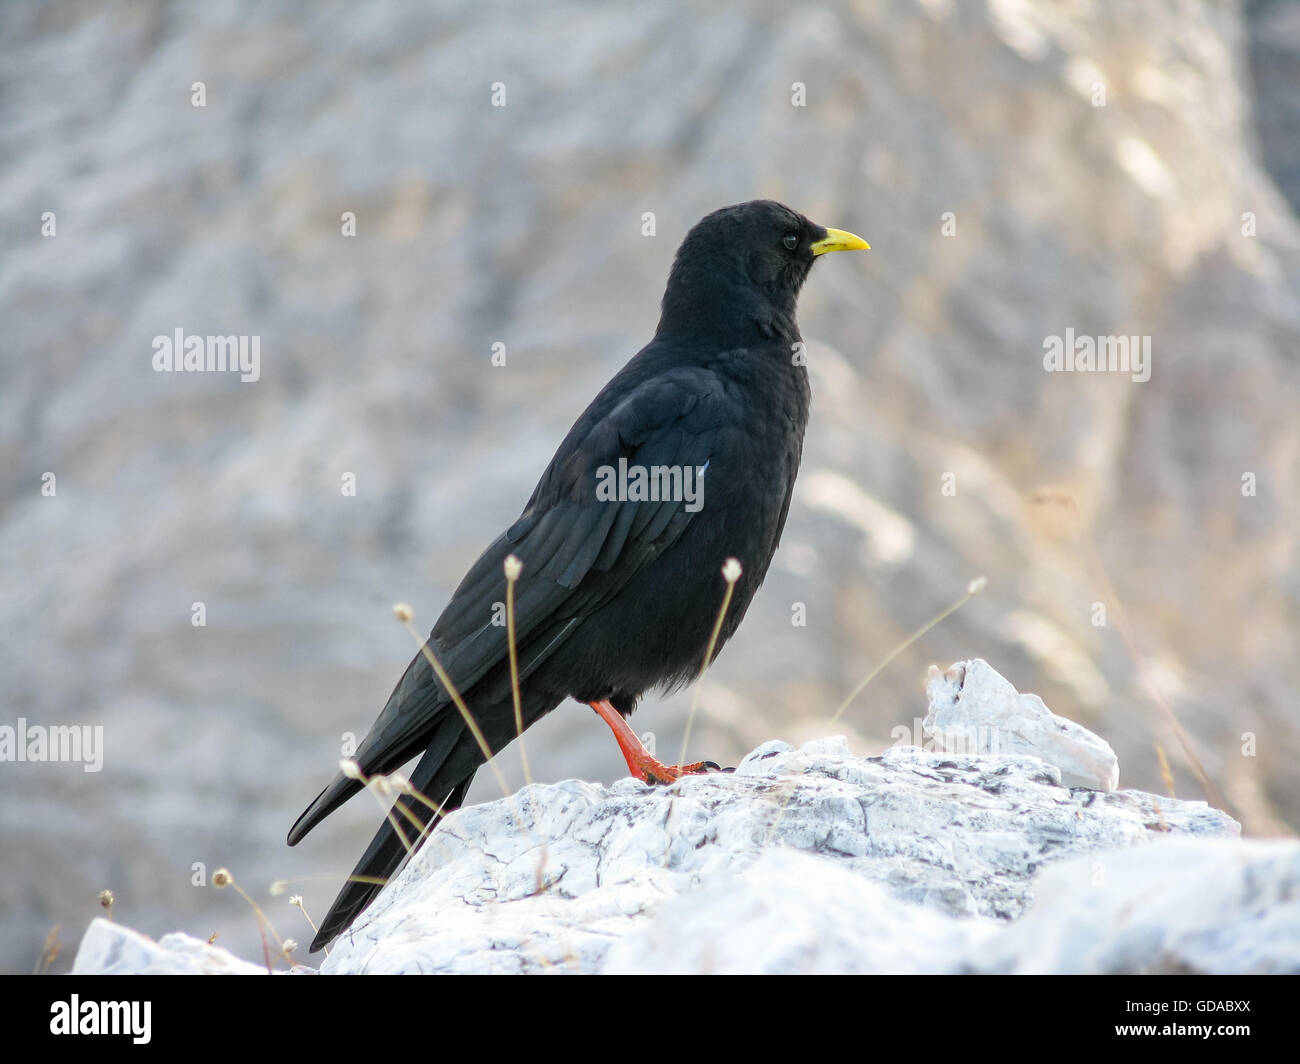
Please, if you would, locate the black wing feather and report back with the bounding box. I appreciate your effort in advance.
[289,366,726,845]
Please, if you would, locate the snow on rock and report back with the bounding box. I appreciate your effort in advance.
[924,658,1120,791]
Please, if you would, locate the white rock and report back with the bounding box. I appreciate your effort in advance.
[924,658,1120,790]
[601,848,998,974]
[71,917,296,975]
[986,837,1300,974]
[73,661,1280,975]
[317,733,1233,973]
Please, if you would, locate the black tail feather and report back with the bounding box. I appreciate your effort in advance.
[287,776,362,848]
[288,708,469,849]
[299,691,560,953]
[309,763,474,953]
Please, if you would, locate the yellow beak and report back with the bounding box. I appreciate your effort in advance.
[810,228,870,255]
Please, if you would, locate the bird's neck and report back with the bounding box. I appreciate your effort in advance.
[655,275,802,348]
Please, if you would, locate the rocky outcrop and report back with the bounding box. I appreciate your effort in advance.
[314,736,1244,974]
[74,660,1296,975]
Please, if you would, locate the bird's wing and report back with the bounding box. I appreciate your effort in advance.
[349,364,728,772]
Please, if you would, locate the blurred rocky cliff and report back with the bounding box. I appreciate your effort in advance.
[2,0,1297,972]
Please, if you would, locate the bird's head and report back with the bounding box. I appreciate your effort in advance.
[657,200,869,344]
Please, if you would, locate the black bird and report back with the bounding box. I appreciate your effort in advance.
[288,200,868,951]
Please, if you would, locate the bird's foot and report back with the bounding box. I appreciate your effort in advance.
[588,699,726,786]
[638,757,723,786]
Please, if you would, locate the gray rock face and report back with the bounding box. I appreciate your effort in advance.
[5,1,1300,972]
[1247,0,1300,212]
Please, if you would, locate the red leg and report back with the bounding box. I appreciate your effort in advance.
[588,700,718,784]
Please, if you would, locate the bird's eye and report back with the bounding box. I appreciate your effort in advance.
[782,234,799,251]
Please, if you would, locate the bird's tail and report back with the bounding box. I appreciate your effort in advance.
[286,774,361,849]
[307,739,477,953]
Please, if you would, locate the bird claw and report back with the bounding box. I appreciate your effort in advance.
[643,758,728,784]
